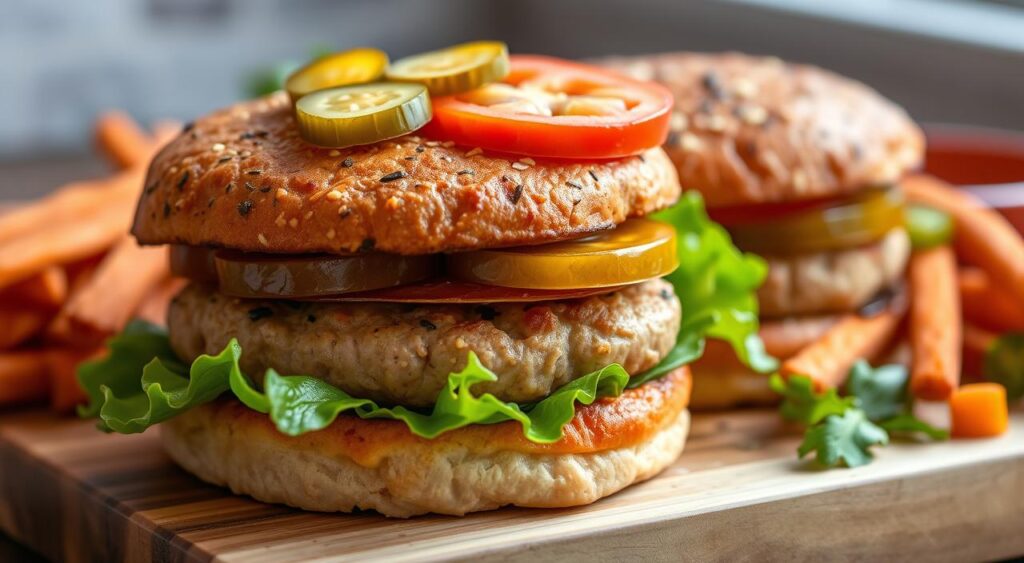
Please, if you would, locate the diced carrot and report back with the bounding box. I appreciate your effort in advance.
[0,350,50,405]
[904,175,1024,310]
[781,307,903,390]
[958,267,1024,333]
[908,246,962,400]
[950,383,1009,438]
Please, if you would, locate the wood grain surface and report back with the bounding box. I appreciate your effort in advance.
[0,407,1021,562]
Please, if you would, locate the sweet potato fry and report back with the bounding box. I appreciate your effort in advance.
[0,350,49,405]
[908,246,962,400]
[904,174,1024,308]
[58,236,170,343]
[958,267,1024,333]
[782,308,904,390]
[1,266,67,309]
[95,111,151,170]
[134,277,187,326]
[46,347,101,412]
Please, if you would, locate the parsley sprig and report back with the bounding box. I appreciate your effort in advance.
[771,360,949,468]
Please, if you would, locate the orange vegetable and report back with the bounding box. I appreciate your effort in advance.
[94,111,151,170]
[904,175,1024,309]
[950,383,1009,438]
[958,268,1024,333]
[0,267,67,350]
[57,236,170,344]
[781,307,903,390]
[46,347,101,412]
[908,246,962,400]
[0,350,50,405]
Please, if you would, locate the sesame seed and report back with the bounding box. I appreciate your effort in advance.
[386,196,402,210]
[288,218,298,228]
[304,211,313,220]
[793,170,809,192]
[339,207,352,218]
[174,198,185,210]
[706,114,728,132]
[212,143,225,153]
[425,141,440,147]
[509,184,524,204]
[734,78,758,99]
[326,190,343,201]
[380,171,406,183]
[511,162,529,171]
[441,141,455,148]
[669,111,688,131]
[519,157,536,166]
[455,337,468,349]
[276,188,288,199]
[237,199,254,217]
[738,105,768,126]
[326,228,335,239]
[328,149,341,157]
[257,233,269,246]
[588,170,600,183]
[465,147,483,157]
[341,157,354,168]
[275,212,286,227]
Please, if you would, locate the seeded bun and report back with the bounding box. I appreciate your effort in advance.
[161,367,691,517]
[602,52,923,207]
[132,92,680,256]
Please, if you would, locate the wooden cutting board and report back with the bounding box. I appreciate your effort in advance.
[0,408,1021,562]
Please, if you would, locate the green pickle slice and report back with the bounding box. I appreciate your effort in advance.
[294,82,431,148]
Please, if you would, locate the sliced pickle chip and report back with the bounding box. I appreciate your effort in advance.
[295,82,431,148]
[285,48,389,104]
[214,251,439,299]
[724,187,905,255]
[447,219,678,290]
[905,204,954,250]
[386,41,510,96]
[169,245,218,284]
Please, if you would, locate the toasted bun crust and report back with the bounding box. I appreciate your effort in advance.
[132,93,681,255]
[689,314,838,408]
[758,228,910,317]
[168,279,681,407]
[161,368,691,517]
[602,52,924,206]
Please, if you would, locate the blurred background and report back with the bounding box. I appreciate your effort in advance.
[4,0,1024,198]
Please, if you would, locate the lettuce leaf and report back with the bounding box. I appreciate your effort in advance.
[653,192,777,372]
[78,322,630,442]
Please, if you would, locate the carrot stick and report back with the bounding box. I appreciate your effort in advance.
[57,236,170,343]
[134,277,187,326]
[908,246,962,400]
[0,350,50,405]
[950,383,1009,438]
[781,307,904,390]
[962,323,996,381]
[0,266,67,310]
[904,174,1024,309]
[0,187,140,291]
[94,111,151,170]
[46,347,101,412]
[958,267,1024,333]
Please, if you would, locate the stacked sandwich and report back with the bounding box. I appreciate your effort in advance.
[606,53,924,407]
[79,43,767,516]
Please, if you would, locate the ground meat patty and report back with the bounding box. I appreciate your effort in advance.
[757,228,910,317]
[168,279,681,407]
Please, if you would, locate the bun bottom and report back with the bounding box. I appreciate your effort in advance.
[161,401,690,518]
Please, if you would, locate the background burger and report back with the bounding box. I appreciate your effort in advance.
[78,43,767,516]
[605,52,924,408]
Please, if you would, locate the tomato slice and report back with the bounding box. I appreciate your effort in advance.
[713,187,905,255]
[448,218,677,289]
[419,55,673,159]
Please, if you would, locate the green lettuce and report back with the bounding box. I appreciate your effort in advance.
[654,192,777,372]
[79,321,633,442]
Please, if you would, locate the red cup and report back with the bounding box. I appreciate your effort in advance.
[924,124,1024,235]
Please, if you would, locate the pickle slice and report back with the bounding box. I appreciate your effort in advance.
[285,48,389,104]
[169,245,218,284]
[295,82,431,148]
[214,251,438,299]
[725,187,905,255]
[447,219,678,290]
[386,41,510,96]
[905,204,954,250]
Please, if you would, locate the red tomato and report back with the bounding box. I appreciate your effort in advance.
[420,55,673,159]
